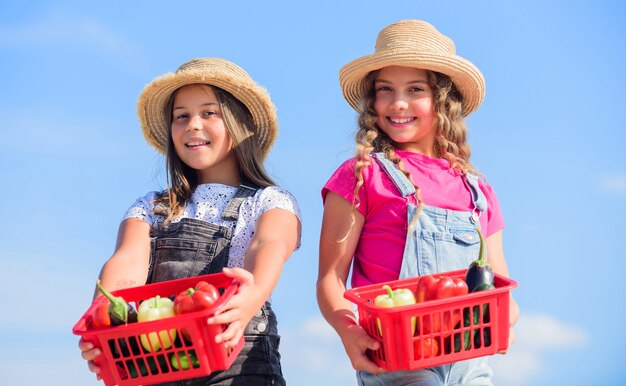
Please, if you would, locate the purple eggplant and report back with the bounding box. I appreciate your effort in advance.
[465,228,494,293]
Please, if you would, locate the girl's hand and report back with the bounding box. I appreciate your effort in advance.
[207,267,261,349]
[78,337,102,380]
[340,323,386,375]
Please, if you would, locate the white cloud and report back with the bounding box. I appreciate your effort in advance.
[281,313,590,386]
[0,10,144,67]
[280,315,354,384]
[599,174,626,196]
[301,315,339,341]
[514,313,589,350]
[489,313,590,386]
[490,347,542,386]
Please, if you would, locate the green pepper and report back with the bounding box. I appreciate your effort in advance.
[170,350,200,370]
[374,285,417,335]
[137,295,177,352]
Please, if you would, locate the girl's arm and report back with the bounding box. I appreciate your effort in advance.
[486,230,520,350]
[209,207,300,347]
[95,218,152,295]
[316,192,385,374]
[79,218,151,378]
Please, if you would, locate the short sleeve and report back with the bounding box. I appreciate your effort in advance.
[257,186,302,222]
[256,186,302,250]
[322,158,368,216]
[122,191,162,225]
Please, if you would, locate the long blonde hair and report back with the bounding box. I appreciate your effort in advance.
[353,69,476,218]
[156,84,275,222]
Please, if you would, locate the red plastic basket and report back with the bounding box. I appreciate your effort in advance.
[344,269,518,371]
[73,272,243,386]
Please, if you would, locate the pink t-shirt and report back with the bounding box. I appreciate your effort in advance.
[322,150,505,287]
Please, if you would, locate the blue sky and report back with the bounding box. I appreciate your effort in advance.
[1,1,625,385]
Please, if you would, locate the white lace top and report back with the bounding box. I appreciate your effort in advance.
[123,184,301,268]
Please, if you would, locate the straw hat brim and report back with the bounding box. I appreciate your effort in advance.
[339,51,486,116]
[137,67,277,156]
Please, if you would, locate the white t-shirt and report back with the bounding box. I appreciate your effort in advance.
[123,183,301,268]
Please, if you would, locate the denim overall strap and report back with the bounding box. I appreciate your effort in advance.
[147,218,233,283]
[147,184,258,284]
[372,152,416,197]
[463,172,487,222]
[221,183,259,221]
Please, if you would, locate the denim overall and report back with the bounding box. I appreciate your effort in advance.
[148,184,285,386]
[357,153,493,386]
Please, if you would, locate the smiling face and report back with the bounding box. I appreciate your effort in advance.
[170,84,240,185]
[373,66,437,156]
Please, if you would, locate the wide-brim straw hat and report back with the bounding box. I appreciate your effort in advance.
[137,57,277,156]
[339,20,486,116]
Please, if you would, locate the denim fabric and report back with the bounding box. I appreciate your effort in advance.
[148,185,285,386]
[357,358,493,386]
[157,303,285,386]
[147,218,233,283]
[399,205,482,278]
[357,154,491,386]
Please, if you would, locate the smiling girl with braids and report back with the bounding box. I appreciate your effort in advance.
[317,20,519,385]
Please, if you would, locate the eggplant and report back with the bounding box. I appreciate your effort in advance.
[96,280,138,325]
[465,228,494,292]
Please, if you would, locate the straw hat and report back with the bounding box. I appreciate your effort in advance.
[137,57,277,156]
[339,20,486,116]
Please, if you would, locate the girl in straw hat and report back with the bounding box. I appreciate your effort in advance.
[78,58,301,385]
[317,20,518,385]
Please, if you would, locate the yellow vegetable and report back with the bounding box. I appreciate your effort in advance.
[137,295,177,352]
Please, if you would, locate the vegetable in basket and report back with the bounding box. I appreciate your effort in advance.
[374,285,417,335]
[137,295,177,352]
[413,336,439,359]
[454,282,495,353]
[170,350,200,370]
[415,275,468,334]
[94,280,138,327]
[173,281,220,314]
[173,281,220,341]
[464,227,494,292]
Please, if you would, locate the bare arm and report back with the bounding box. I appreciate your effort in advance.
[210,207,300,347]
[316,192,385,374]
[486,230,520,349]
[79,217,151,377]
[95,218,152,297]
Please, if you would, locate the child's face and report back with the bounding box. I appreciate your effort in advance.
[373,66,436,155]
[170,84,238,184]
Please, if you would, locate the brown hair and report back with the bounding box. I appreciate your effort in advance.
[155,84,275,222]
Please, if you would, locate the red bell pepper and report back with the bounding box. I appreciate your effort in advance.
[173,281,220,341]
[415,275,468,335]
[173,281,220,314]
[413,336,440,359]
